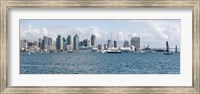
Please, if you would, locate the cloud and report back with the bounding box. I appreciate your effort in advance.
[128,20,180,48]
[20,20,180,48]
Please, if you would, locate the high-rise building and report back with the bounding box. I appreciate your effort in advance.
[56,35,63,50]
[42,40,44,49]
[73,34,79,50]
[43,36,48,49]
[131,37,140,49]
[67,35,73,45]
[114,40,117,48]
[107,40,112,48]
[33,41,38,47]
[20,40,24,50]
[91,34,96,47]
[48,37,52,46]
[47,37,53,50]
[97,44,102,50]
[38,39,42,49]
[20,39,28,50]
[52,41,56,50]
[63,37,66,50]
[27,42,33,47]
[104,44,107,50]
[83,39,90,47]
[67,35,73,50]
[79,41,84,47]
[123,40,129,47]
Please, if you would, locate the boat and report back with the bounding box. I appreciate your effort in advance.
[107,50,121,53]
[68,50,74,53]
[164,41,173,55]
[99,50,106,53]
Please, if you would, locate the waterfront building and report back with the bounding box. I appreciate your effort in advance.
[63,37,66,50]
[67,35,73,51]
[42,40,44,49]
[56,35,63,50]
[83,39,90,47]
[48,37,53,50]
[91,34,96,47]
[114,40,117,48]
[20,40,23,50]
[43,36,48,49]
[107,39,112,48]
[104,44,107,50]
[20,39,28,50]
[73,34,79,50]
[33,41,38,47]
[38,39,42,49]
[67,35,73,45]
[79,41,84,47]
[48,37,53,46]
[97,44,102,50]
[123,40,129,47]
[131,37,140,50]
[52,41,56,50]
[27,42,33,47]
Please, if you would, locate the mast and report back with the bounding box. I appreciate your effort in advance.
[175,45,177,53]
[111,32,113,48]
[111,32,112,41]
[166,41,169,53]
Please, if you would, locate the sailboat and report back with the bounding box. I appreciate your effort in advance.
[175,45,178,53]
[164,41,173,55]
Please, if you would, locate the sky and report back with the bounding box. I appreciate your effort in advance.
[20,19,180,48]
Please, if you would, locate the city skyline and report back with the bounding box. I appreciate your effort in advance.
[20,19,181,48]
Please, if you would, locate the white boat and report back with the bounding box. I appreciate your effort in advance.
[107,50,121,53]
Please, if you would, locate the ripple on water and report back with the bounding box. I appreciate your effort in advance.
[20,52,180,74]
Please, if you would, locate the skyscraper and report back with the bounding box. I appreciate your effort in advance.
[113,40,117,48]
[63,37,66,50]
[48,37,53,50]
[38,39,42,49]
[48,37,52,46]
[67,35,73,45]
[52,41,56,50]
[123,40,129,47]
[73,34,79,50]
[42,40,44,49]
[83,39,90,47]
[107,39,112,48]
[67,35,73,50]
[20,40,24,50]
[56,35,63,50]
[91,34,96,47]
[104,44,107,50]
[79,41,84,47]
[20,39,28,50]
[97,44,102,50]
[131,37,140,50]
[43,36,48,49]
[33,41,38,47]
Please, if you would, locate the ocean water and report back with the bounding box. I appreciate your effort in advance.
[20,52,180,74]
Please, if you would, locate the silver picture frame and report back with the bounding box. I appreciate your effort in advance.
[0,0,199,94]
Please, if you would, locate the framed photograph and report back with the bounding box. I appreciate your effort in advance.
[1,0,199,94]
